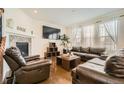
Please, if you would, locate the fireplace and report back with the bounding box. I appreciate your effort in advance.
[9,35,32,56]
[16,42,29,57]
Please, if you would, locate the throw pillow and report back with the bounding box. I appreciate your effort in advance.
[105,49,124,78]
[80,47,90,53]
[71,47,81,52]
[90,47,105,55]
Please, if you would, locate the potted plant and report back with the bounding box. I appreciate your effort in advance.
[60,34,70,54]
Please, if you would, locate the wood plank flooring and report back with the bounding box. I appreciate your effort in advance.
[42,57,72,84]
[0,74,1,84]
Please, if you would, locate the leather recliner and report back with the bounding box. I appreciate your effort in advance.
[3,47,51,84]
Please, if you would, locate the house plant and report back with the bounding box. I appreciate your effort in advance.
[60,34,71,54]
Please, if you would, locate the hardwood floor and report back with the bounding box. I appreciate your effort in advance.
[0,74,2,83]
[42,57,72,84]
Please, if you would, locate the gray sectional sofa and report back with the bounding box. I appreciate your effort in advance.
[71,47,105,62]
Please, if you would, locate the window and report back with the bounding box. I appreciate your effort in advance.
[75,28,81,45]
[99,24,108,43]
[70,19,118,54]
[71,27,82,46]
[82,25,94,47]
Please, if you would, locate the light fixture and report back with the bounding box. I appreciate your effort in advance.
[34,10,38,14]
[72,9,76,12]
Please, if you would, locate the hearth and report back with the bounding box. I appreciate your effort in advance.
[16,42,29,57]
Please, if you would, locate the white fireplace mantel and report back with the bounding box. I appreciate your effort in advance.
[6,27,35,38]
[6,30,33,56]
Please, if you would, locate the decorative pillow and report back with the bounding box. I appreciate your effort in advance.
[5,47,26,66]
[80,47,90,53]
[105,49,124,78]
[71,47,81,52]
[90,47,105,55]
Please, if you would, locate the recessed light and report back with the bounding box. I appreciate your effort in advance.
[72,9,76,12]
[34,10,38,14]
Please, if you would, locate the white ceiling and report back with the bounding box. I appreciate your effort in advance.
[22,8,121,26]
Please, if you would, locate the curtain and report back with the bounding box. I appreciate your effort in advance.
[103,18,118,53]
[82,25,95,47]
[69,26,82,47]
[94,23,102,47]
[104,18,118,43]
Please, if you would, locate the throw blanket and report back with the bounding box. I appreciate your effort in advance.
[79,58,106,74]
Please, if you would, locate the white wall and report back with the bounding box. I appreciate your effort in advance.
[2,8,66,80]
[31,20,66,57]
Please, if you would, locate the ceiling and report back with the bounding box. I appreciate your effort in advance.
[22,8,121,26]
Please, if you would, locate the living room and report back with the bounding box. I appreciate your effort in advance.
[1,8,124,84]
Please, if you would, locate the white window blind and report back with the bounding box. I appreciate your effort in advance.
[82,25,94,47]
[70,27,82,47]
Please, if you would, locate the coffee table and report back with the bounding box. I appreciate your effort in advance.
[56,55,81,71]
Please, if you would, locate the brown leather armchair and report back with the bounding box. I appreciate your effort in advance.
[3,47,51,84]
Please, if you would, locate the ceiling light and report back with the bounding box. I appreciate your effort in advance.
[34,10,38,14]
[72,10,76,12]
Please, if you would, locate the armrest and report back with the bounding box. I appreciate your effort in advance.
[100,55,108,60]
[24,55,40,62]
[20,61,51,71]
[76,66,124,84]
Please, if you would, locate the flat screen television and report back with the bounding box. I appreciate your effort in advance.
[43,25,60,40]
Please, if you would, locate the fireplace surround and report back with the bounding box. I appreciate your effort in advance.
[9,34,32,56]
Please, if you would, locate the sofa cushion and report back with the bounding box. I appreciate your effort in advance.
[71,47,81,52]
[105,55,124,78]
[80,47,90,53]
[90,47,105,55]
[73,52,100,61]
[5,47,26,66]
